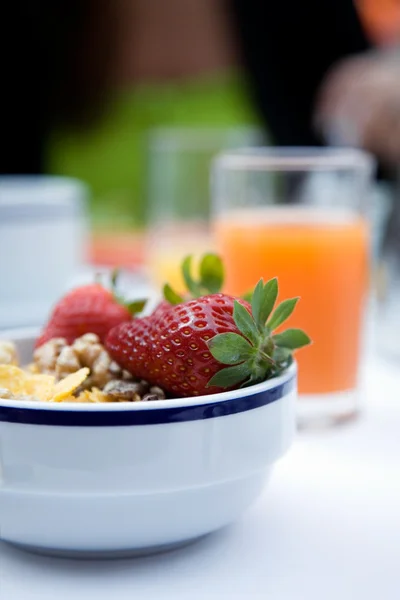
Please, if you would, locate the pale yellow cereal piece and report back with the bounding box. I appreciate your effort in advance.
[87,388,111,403]
[61,388,110,404]
[0,365,27,394]
[72,388,109,403]
[23,374,56,402]
[73,390,93,403]
[55,395,81,403]
[0,366,56,402]
[26,363,40,374]
[52,368,90,402]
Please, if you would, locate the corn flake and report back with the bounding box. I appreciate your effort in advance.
[52,368,90,402]
[54,395,82,403]
[86,388,111,403]
[75,388,109,403]
[0,365,28,394]
[24,374,56,402]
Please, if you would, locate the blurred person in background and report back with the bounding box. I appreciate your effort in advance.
[315,0,400,256]
[317,49,400,166]
[1,0,257,229]
[3,0,398,230]
[316,0,400,167]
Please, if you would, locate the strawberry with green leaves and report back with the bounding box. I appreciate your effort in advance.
[35,272,146,348]
[207,278,310,389]
[106,274,310,398]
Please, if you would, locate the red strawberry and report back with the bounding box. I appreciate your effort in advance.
[35,283,145,348]
[106,294,251,397]
[107,275,311,398]
[151,299,172,318]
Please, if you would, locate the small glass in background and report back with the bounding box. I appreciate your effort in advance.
[0,176,89,329]
[212,148,375,428]
[145,127,263,291]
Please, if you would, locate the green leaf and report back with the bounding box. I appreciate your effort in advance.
[239,376,252,389]
[181,255,201,297]
[259,336,275,362]
[207,361,251,389]
[267,297,299,331]
[273,346,292,364]
[163,284,184,305]
[239,372,267,388]
[272,328,311,350]
[250,279,265,332]
[242,290,253,303]
[233,300,259,346]
[125,299,147,315]
[272,350,294,375]
[208,333,255,365]
[199,253,224,294]
[258,278,278,328]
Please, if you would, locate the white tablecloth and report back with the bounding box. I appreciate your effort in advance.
[1,359,400,599]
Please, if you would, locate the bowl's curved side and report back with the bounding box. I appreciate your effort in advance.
[1,382,295,484]
[0,332,297,554]
[2,468,273,557]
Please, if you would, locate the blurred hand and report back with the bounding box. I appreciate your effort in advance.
[316,51,400,164]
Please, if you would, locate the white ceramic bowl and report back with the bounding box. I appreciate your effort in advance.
[0,329,296,557]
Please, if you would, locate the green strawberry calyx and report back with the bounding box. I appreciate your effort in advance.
[109,269,147,316]
[206,277,311,389]
[163,253,224,305]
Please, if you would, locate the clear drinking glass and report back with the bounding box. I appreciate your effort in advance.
[212,148,375,427]
[376,177,400,361]
[145,127,263,291]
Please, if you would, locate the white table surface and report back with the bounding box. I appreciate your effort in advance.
[1,357,399,600]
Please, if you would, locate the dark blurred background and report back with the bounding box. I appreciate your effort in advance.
[2,0,400,278]
[3,1,398,222]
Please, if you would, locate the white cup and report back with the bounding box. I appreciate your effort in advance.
[0,176,89,329]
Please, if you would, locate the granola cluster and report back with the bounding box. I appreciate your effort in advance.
[0,334,165,403]
[33,334,129,387]
[0,341,18,366]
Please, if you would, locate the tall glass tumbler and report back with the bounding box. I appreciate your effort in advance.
[212,148,375,427]
[145,127,263,291]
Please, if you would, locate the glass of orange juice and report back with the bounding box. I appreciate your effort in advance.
[212,148,375,427]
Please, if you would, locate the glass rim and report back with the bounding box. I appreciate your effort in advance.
[214,147,375,173]
[147,126,261,152]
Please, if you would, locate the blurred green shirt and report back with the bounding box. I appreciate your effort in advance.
[47,72,259,230]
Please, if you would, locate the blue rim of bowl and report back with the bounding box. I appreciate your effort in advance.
[0,367,296,427]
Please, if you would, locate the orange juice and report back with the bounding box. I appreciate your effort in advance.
[215,208,369,395]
